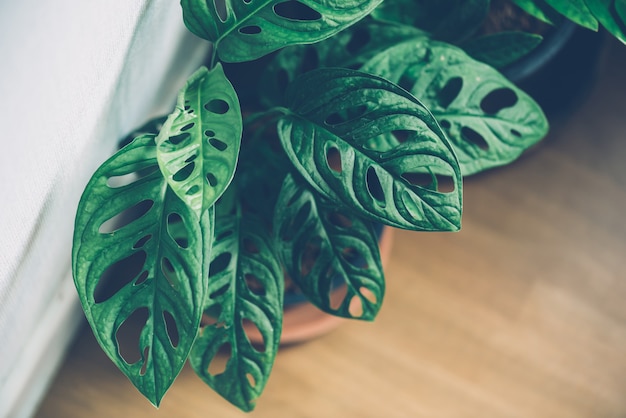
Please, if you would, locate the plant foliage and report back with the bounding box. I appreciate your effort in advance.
[73,0,619,412]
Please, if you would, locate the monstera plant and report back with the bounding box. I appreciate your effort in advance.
[71,0,623,412]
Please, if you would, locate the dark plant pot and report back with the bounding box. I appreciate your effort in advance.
[501,21,606,122]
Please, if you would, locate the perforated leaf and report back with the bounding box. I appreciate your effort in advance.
[180,0,382,62]
[274,174,384,320]
[190,212,283,412]
[72,134,214,406]
[156,65,241,220]
[278,68,462,231]
[362,39,549,176]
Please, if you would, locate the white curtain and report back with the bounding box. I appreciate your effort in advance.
[0,1,210,416]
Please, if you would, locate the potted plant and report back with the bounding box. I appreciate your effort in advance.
[71,0,625,412]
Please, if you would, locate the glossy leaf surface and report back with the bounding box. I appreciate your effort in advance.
[190,212,283,412]
[156,65,241,220]
[362,39,549,176]
[278,68,462,231]
[180,0,382,62]
[72,134,213,406]
[274,174,384,319]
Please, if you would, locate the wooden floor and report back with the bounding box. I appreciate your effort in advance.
[36,38,626,418]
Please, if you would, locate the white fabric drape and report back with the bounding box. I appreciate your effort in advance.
[0,1,210,416]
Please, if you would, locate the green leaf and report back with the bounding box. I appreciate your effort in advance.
[72,134,213,406]
[274,174,384,320]
[258,20,426,107]
[362,39,549,176]
[278,68,462,231]
[586,0,626,43]
[544,0,599,30]
[180,0,383,63]
[462,31,544,68]
[372,0,490,42]
[510,0,562,25]
[189,212,283,412]
[156,65,242,220]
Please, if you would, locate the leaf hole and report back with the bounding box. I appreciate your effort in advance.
[329,280,348,310]
[480,88,518,114]
[99,199,154,234]
[209,252,232,277]
[209,283,230,299]
[186,185,200,195]
[242,318,266,353]
[163,310,179,348]
[206,172,218,187]
[207,343,231,376]
[181,122,195,131]
[167,213,189,248]
[511,129,522,137]
[391,130,413,143]
[245,273,266,296]
[173,162,195,182]
[359,286,377,304]
[349,295,364,318]
[437,77,463,109]
[209,137,228,151]
[326,146,342,173]
[95,251,147,303]
[115,307,149,365]
[161,257,179,290]
[440,119,451,129]
[246,373,257,388]
[461,126,489,150]
[204,99,230,114]
[213,0,228,22]
[239,25,262,35]
[135,270,149,286]
[168,132,191,145]
[106,166,159,188]
[402,172,455,193]
[132,234,152,249]
[366,167,385,204]
[139,346,149,376]
[274,1,322,21]
[201,304,223,328]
